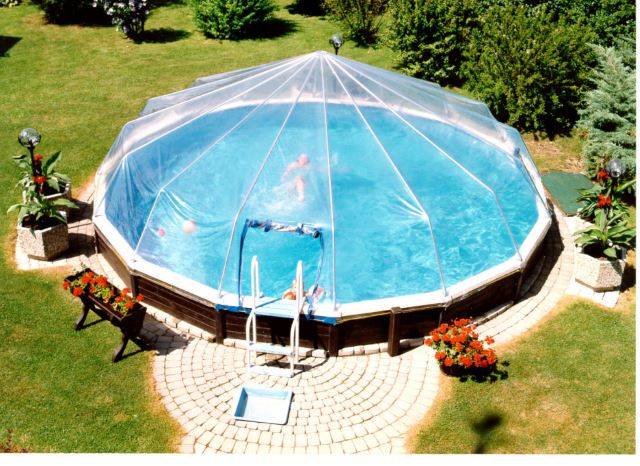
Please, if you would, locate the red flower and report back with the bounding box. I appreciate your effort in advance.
[441,333,451,343]
[81,274,92,284]
[597,194,612,208]
[72,287,83,297]
[125,302,135,310]
[62,281,70,290]
[460,356,472,368]
[34,153,44,162]
[432,333,440,343]
[435,351,446,361]
[596,169,609,182]
[96,276,108,287]
[444,357,454,367]
[115,296,123,303]
[33,175,46,185]
[438,323,448,333]
[424,337,432,346]
[121,288,131,295]
[485,336,495,345]
[455,342,463,352]
[135,294,144,302]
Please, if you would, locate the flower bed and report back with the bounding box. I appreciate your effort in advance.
[425,318,497,375]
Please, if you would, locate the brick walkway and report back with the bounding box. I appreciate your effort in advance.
[14,185,576,453]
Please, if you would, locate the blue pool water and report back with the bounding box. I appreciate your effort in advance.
[105,103,540,307]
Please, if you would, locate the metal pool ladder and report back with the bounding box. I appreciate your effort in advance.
[245,256,303,378]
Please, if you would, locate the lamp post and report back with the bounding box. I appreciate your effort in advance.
[329,34,343,55]
[18,128,41,177]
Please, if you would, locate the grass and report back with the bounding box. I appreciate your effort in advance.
[0,1,634,453]
[410,291,636,454]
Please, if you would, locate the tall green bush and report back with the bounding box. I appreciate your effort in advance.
[191,0,277,39]
[324,0,387,46]
[33,0,109,24]
[462,4,594,136]
[578,43,636,179]
[387,0,489,85]
[523,0,635,46]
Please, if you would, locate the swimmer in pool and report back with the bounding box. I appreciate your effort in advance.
[282,153,310,202]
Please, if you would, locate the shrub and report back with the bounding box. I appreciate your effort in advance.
[424,318,497,371]
[324,0,387,46]
[97,0,150,39]
[191,0,278,40]
[523,0,635,46]
[386,0,489,85]
[578,43,636,179]
[463,4,594,136]
[34,0,109,24]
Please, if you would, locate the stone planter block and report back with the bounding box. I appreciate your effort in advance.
[17,220,69,261]
[575,250,626,292]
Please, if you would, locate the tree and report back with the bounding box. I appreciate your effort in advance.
[578,42,636,180]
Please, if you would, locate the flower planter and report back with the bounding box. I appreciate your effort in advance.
[575,249,626,291]
[17,216,69,260]
[439,362,496,378]
[66,268,147,362]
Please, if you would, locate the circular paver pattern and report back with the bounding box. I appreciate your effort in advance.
[154,340,440,454]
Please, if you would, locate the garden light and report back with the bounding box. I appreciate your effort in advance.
[18,127,41,149]
[329,34,343,55]
[605,158,625,179]
[18,128,42,177]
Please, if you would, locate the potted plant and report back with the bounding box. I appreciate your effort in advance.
[8,190,77,260]
[14,128,74,213]
[64,269,147,362]
[574,210,635,291]
[424,318,497,376]
[574,159,636,291]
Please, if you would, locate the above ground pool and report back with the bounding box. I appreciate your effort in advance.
[93,51,551,319]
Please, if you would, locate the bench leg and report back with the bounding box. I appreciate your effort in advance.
[74,303,90,331]
[113,334,129,363]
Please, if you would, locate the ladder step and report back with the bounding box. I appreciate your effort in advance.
[248,342,294,356]
[254,299,299,319]
[248,365,294,378]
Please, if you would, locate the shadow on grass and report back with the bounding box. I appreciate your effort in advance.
[471,412,503,453]
[286,0,327,16]
[243,17,298,40]
[0,36,21,58]
[620,259,635,293]
[137,28,191,44]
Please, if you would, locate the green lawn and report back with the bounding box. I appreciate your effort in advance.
[0,1,634,453]
[411,296,636,454]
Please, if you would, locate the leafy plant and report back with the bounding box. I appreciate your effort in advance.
[13,151,70,196]
[324,0,387,46]
[191,0,277,40]
[95,0,150,40]
[424,318,497,371]
[63,269,143,315]
[386,0,489,84]
[575,209,635,259]
[577,170,635,221]
[578,43,635,181]
[462,3,594,136]
[522,0,636,47]
[7,192,77,230]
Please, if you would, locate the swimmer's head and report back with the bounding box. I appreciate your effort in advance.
[298,153,310,166]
